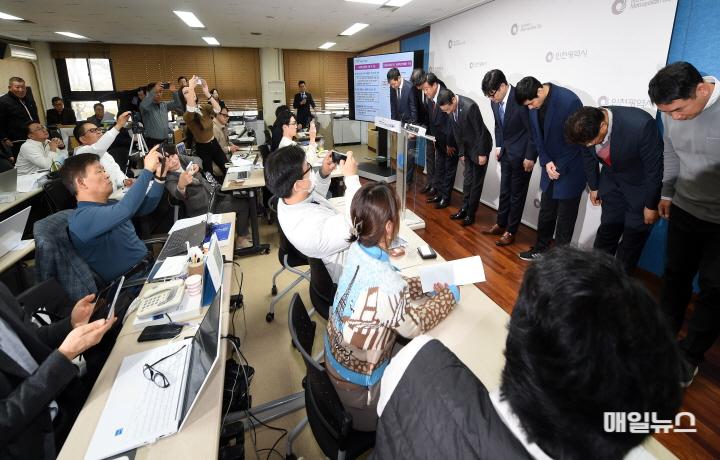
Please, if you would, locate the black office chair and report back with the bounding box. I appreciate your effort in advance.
[286,294,375,460]
[308,257,336,321]
[266,196,310,322]
[42,178,77,213]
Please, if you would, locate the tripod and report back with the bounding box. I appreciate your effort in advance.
[125,131,149,176]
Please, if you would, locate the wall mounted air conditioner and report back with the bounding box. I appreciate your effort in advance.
[2,43,37,60]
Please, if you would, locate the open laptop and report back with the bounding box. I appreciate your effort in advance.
[0,206,31,258]
[85,287,223,460]
[0,168,17,193]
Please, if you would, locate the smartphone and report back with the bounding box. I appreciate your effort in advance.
[106,275,124,321]
[418,245,438,259]
[331,150,347,164]
[138,323,184,342]
[186,161,194,172]
[161,82,171,90]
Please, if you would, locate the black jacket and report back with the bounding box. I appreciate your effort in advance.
[0,283,78,460]
[293,92,316,125]
[45,108,77,126]
[448,95,493,164]
[425,83,456,150]
[389,79,417,124]
[0,91,39,143]
[372,339,532,460]
[491,86,537,163]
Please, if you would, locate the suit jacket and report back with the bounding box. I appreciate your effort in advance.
[292,92,316,124]
[0,283,78,460]
[491,86,537,163]
[0,91,39,143]
[425,83,456,150]
[583,106,664,212]
[389,79,417,124]
[528,84,592,199]
[448,95,493,164]
[45,108,77,126]
[165,154,217,217]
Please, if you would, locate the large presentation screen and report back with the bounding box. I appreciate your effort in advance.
[348,50,423,123]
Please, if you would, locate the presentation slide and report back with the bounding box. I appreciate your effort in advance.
[349,51,422,123]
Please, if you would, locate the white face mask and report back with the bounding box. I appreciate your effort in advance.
[297,170,316,195]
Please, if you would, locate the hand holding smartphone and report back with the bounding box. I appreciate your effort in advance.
[331,150,347,164]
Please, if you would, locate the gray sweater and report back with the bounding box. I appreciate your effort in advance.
[662,78,720,224]
[140,88,182,140]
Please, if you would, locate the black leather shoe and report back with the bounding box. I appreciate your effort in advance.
[426,195,441,203]
[427,187,437,196]
[450,209,467,220]
[435,198,449,209]
[462,216,475,226]
[420,184,432,194]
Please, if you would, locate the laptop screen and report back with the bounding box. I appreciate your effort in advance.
[179,286,222,423]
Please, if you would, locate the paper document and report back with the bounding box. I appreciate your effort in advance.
[418,256,485,292]
[151,255,187,279]
[230,157,253,168]
[228,166,251,174]
[17,172,46,192]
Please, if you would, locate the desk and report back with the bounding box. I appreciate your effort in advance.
[0,188,43,216]
[222,166,271,257]
[58,213,237,460]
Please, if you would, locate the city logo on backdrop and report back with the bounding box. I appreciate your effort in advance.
[612,0,672,14]
[429,65,444,74]
[545,49,589,63]
[468,61,487,70]
[598,95,653,110]
[447,39,466,49]
[510,22,542,36]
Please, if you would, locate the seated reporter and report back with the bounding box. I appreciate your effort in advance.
[61,147,166,284]
[325,182,459,432]
[213,107,241,156]
[16,121,68,175]
[74,111,134,191]
[275,110,319,161]
[265,145,360,283]
[164,152,251,246]
[375,247,682,459]
[0,282,115,460]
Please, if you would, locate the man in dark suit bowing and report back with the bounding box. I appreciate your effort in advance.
[438,88,493,226]
[292,80,316,129]
[411,69,436,195]
[420,73,456,209]
[481,69,537,246]
[564,106,663,272]
[515,76,592,260]
[387,68,418,183]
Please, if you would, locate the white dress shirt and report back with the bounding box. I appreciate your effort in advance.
[16,139,68,175]
[278,136,318,163]
[74,127,128,190]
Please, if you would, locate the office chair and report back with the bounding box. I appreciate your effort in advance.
[308,257,335,321]
[42,178,77,213]
[17,278,73,325]
[286,294,375,460]
[265,196,311,322]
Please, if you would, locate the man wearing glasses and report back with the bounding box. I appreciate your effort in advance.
[74,111,135,190]
[16,121,68,175]
[212,107,241,156]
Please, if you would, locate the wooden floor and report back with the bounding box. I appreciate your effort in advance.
[402,170,720,460]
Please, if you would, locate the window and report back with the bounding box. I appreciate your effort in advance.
[57,58,117,121]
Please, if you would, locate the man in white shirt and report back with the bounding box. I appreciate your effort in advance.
[73,111,134,191]
[264,144,359,283]
[276,110,318,162]
[16,121,68,174]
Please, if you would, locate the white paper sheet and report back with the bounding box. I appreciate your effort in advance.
[17,172,46,192]
[230,157,253,167]
[418,255,486,292]
[151,255,188,279]
[227,166,251,174]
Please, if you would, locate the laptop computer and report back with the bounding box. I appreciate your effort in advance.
[0,168,17,193]
[0,206,31,258]
[85,286,223,460]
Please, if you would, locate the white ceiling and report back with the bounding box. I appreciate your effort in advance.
[0,0,488,51]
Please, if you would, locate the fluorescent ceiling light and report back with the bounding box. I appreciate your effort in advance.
[55,32,89,39]
[173,11,205,28]
[318,42,336,50]
[0,12,24,20]
[385,0,413,6]
[340,23,369,36]
[202,37,220,45]
[344,0,386,4]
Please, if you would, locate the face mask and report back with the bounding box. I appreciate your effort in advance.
[297,171,315,195]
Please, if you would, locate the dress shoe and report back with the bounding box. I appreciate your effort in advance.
[496,232,515,246]
[462,216,475,226]
[450,209,467,220]
[435,198,449,209]
[482,224,506,236]
[427,187,437,196]
[420,184,432,194]
[426,195,441,204]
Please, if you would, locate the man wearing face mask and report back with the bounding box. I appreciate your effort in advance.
[264,145,360,282]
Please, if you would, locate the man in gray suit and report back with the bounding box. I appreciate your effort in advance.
[438,89,494,226]
[164,152,250,243]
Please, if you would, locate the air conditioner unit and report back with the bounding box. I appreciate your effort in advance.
[3,43,37,61]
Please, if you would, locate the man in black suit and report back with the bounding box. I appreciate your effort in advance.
[481,70,537,246]
[46,97,77,126]
[387,68,418,183]
[0,282,115,459]
[420,73,455,209]
[292,80,316,129]
[565,106,663,272]
[411,69,435,194]
[0,77,39,158]
[438,89,493,226]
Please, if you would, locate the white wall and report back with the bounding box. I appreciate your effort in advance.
[430,0,677,245]
[260,48,284,127]
[30,41,61,110]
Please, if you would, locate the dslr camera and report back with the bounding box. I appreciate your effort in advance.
[125,111,144,134]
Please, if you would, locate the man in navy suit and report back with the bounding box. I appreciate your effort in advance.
[439,88,493,226]
[411,69,435,194]
[387,68,418,183]
[292,80,316,129]
[421,73,456,209]
[515,77,592,260]
[564,106,663,272]
[481,70,537,246]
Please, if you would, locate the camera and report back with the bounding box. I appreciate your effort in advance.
[126,111,144,134]
[331,150,347,164]
[161,82,171,90]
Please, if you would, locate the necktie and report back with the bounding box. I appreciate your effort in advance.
[396,88,400,101]
[596,142,612,166]
[499,102,505,126]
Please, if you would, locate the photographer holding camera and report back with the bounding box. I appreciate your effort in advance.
[140,81,182,149]
[182,75,227,179]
